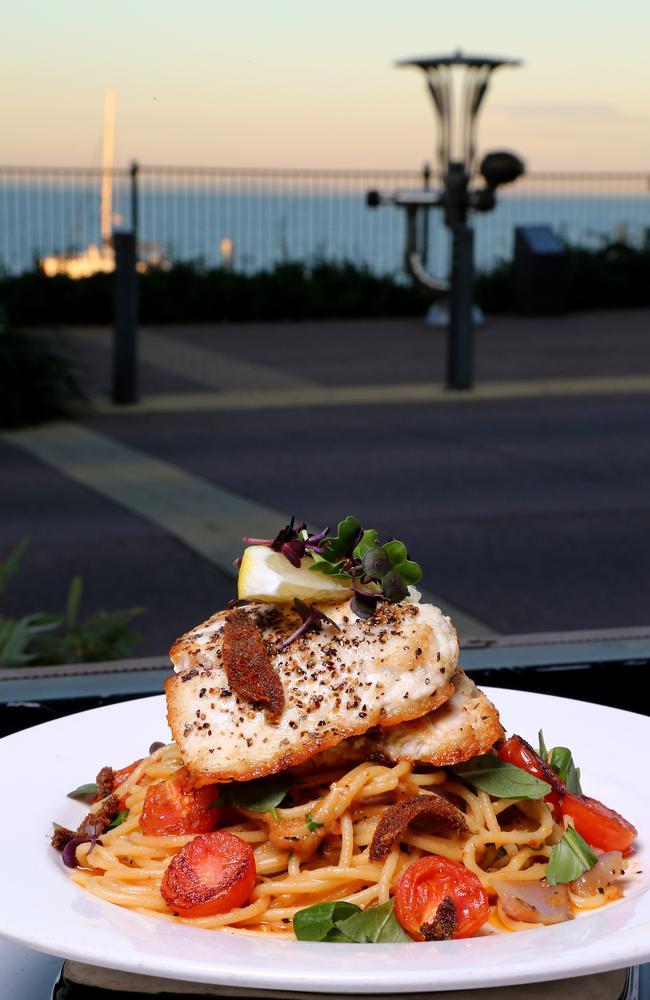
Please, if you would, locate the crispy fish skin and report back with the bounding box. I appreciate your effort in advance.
[298,669,504,771]
[166,599,458,783]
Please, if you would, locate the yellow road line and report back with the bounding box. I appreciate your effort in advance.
[3,422,494,638]
[92,374,650,414]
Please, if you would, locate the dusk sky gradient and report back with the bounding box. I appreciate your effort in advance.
[3,0,649,170]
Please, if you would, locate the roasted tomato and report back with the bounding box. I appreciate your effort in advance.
[497,735,564,815]
[160,831,256,917]
[113,760,143,787]
[139,767,219,836]
[394,855,490,941]
[561,793,637,853]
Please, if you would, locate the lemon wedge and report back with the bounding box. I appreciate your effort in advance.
[237,545,352,604]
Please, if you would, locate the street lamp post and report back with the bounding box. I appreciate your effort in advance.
[368,51,525,390]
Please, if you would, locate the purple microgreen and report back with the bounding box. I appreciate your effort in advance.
[361,547,391,579]
[62,837,89,869]
[380,569,409,603]
[350,592,383,619]
[61,822,102,869]
[240,517,329,569]
[276,598,340,652]
[280,539,305,568]
[148,741,165,754]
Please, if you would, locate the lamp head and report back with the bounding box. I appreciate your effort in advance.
[480,151,525,188]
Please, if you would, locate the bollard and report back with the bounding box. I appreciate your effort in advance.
[112,231,138,405]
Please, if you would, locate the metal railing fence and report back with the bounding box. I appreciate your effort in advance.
[0,164,648,278]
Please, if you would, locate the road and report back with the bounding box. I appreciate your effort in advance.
[3,310,649,656]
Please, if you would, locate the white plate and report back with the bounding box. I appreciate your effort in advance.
[1,689,648,993]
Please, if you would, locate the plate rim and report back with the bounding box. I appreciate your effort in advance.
[1,687,649,993]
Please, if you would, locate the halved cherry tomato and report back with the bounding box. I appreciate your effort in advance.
[140,767,220,836]
[113,759,143,787]
[160,831,256,917]
[394,855,489,941]
[497,735,564,816]
[561,793,637,853]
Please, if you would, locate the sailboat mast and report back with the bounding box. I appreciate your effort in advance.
[100,87,115,247]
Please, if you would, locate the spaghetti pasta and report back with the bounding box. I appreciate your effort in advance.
[65,741,625,937]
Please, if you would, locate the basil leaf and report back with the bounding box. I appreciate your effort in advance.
[293,901,361,941]
[210,776,292,814]
[546,826,597,886]
[305,812,323,833]
[335,899,411,943]
[549,746,583,794]
[538,729,548,760]
[454,755,551,799]
[106,809,129,831]
[67,782,98,803]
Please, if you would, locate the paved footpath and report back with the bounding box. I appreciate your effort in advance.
[3,310,650,656]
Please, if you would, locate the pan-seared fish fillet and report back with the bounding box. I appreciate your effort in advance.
[166,599,458,782]
[297,669,503,771]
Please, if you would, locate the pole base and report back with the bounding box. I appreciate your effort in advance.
[425,301,485,328]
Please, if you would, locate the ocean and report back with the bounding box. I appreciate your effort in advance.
[1,179,648,278]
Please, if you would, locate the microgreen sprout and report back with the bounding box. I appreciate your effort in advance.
[242,516,330,569]
[276,598,340,652]
[239,515,423,621]
[309,516,422,618]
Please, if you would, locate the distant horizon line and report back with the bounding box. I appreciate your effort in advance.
[0,161,648,177]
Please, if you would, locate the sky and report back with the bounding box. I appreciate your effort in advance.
[2,0,649,171]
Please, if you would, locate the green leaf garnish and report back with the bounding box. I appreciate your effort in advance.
[293,899,410,943]
[352,529,379,560]
[106,809,129,830]
[308,516,422,617]
[67,782,98,802]
[382,540,408,567]
[209,776,292,814]
[454,755,552,799]
[546,826,597,886]
[305,812,324,833]
[321,516,363,562]
[538,729,548,760]
[334,899,411,943]
[549,746,582,794]
[293,901,361,941]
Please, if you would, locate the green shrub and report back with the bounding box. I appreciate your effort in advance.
[0,539,144,667]
[0,313,86,428]
[1,235,648,325]
[0,260,428,326]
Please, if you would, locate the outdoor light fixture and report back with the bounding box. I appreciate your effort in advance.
[368,51,524,389]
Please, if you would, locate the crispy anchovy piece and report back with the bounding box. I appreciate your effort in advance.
[420,895,458,941]
[51,825,76,851]
[77,794,122,840]
[369,793,468,861]
[511,734,567,795]
[95,765,116,800]
[223,610,285,720]
[52,793,123,853]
